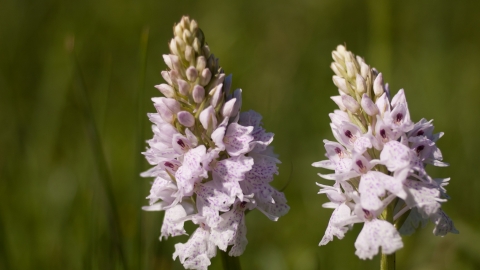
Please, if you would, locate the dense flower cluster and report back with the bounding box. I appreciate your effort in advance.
[142,16,289,269]
[314,45,458,259]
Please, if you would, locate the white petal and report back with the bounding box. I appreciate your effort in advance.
[398,208,428,236]
[404,179,441,218]
[224,123,254,156]
[173,227,215,269]
[312,160,336,170]
[229,217,248,256]
[319,203,351,245]
[431,209,459,236]
[354,219,403,260]
[213,155,253,182]
[380,141,413,172]
[160,204,188,240]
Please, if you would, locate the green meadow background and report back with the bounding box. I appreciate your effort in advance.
[2,0,480,269]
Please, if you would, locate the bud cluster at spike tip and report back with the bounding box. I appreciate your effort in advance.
[314,45,458,260]
[142,16,289,270]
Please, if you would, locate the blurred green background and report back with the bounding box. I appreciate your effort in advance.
[2,0,480,269]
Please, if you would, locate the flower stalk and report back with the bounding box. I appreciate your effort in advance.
[221,249,242,270]
[380,199,395,270]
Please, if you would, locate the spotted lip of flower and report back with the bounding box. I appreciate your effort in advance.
[142,16,289,269]
[314,44,457,260]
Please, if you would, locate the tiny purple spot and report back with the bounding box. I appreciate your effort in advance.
[396,113,404,123]
[356,160,365,169]
[177,139,186,148]
[416,145,425,155]
[380,129,387,139]
[345,130,353,138]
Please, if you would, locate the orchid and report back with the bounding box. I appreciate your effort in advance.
[314,45,458,268]
[142,16,289,269]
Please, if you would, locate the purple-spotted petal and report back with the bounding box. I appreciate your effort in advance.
[224,123,254,156]
[354,219,403,260]
[319,203,351,245]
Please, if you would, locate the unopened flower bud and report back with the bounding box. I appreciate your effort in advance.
[330,95,346,111]
[210,84,223,107]
[356,74,366,94]
[333,76,348,94]
[336,45,346,54]
[193,38,201,54]
[186,66,198,82]
[361,62,369,79]
[169,39,179,55]
[199,105,217,130]
[163,98,181,114]
[344,51,353,64]
[161,71,172,85]
[375,92,389,116]
[202,45,210,56]
[180,16,190,28]
[330,62,342,77]
[346,62,355,78]
[177,111,195,127]
[356,56,365,65]
[163,54,173,70]
[373,73,384,96]
[174,24,183,38]
[190,20,198,33]
[177,79,190,96]
[175,36,185,50]
[153,98,173,122]
[155,84,175,98]
[361,94,379,116]
[185,45,194,62]
[332,51,343,63]
[341,95,360,113]
[223,74,233,96]
[210,73,225,90]
[192,85,205,103]
[196,56,206,72]
[169,70,180,86]
[200,68,212,86]
[372,68,379,77]
[183,29,192,44]
[231,89,243,115]
[221,98,237,117]
[164,54,181,72]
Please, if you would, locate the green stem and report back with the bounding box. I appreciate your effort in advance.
[380,198,396,270]
[220,249,241,270]
[381,252,395,270]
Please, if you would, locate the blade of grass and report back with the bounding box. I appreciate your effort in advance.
[70,39,126,269]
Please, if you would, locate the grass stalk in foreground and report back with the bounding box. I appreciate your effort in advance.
[70,41,126,268]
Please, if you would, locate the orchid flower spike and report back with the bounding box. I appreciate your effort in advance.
[142,16,289,269]
[313,45,457,262]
